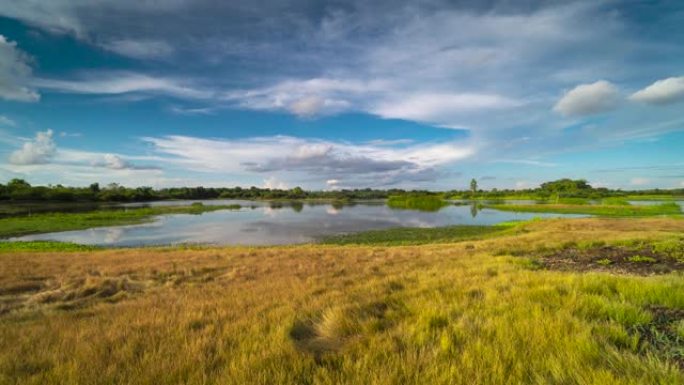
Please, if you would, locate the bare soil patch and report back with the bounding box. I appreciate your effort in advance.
[540,246,683,275]
[635,306,684,370]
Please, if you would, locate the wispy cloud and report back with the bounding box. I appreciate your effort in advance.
[0,115,16,127]
[33,72,212,99]
[100,39,174,59]
[0,35,40,102]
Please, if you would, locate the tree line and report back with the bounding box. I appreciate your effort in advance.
[0,179,401,202]
[0,178,681,203]
[454,178,683,200]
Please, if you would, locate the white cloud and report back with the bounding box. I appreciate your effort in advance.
[223,78,373,117]
[630,76,684,105]
[9,129,56,165]
[514,181,535,189]
[289,96,325,118]
[59,131,82,137]
[169,106,214,115]
[553,80,621,117]
[1,161,166,187]
[372,92,521,124]
[0,35,40,102]
[101,39,174,59]
[0,115,16,126]
[33,72,212,99]
[103,154,129,170]
[144,134,474,187]
[630,177,649,186]
[263,177,288,190]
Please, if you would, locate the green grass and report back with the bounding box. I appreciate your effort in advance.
[602,197,632,206]
[321,224,515,245]
[386,195,448,212]
[0,241,99,252]
[623,195,683,201]
[627,255,657,263]
[485,202,681,217]
[0,203,241,238]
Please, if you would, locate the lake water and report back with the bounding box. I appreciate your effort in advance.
[10,200,587,246]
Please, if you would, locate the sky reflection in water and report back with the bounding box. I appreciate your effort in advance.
[11,201,589,246]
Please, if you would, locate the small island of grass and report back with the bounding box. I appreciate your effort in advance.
[386,194,448,211]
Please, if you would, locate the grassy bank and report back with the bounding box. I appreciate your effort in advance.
[321,224,516,245]
[0,203,241,238]
[0,241,100,252]
[1,218,683,384]
[387,194,448,211]
[485,202,682,217]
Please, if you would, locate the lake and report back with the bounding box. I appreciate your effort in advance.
[9,200,587,246]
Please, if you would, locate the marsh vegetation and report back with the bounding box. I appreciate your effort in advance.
[1,218,683,384]
[0,204,241,238]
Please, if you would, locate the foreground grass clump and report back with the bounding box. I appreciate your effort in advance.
[485,202,681,217]
[386,194,448,211]
[321,224,515,245]
[0,203,241,238]
[1,217,684,384]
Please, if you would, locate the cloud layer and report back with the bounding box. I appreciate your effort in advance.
[0,1,683,189]
[144,135,474,187]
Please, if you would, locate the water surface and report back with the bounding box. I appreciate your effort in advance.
[11,201,586,246]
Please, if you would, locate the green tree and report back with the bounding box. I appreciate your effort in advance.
[470,178,478,195]
[7,178,31,191]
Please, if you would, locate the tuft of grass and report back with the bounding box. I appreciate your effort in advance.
[596,258,613,266]
[0,204,241,238]
[651,238,684,261]
[627,255,657,263]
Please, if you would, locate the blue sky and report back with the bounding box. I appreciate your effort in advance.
[0,0,683,190]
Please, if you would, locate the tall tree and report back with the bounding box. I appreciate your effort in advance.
[470,178,478,195]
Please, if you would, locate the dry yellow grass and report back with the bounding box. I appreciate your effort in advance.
[1,218,683,384]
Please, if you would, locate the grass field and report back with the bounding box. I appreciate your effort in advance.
[0,203,241,238]
[484,202,682,217]
[1,217,683,384]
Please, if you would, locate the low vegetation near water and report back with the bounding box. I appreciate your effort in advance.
[386,194,448,211]
[485,202,681,217]
[0,203,241,239]
[322,224,515,246]
[1,217,683,384]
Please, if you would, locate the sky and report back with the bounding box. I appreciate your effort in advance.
[0,0,683,190]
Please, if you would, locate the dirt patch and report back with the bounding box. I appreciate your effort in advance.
[539,246,683,275]
[634,306,684,370]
